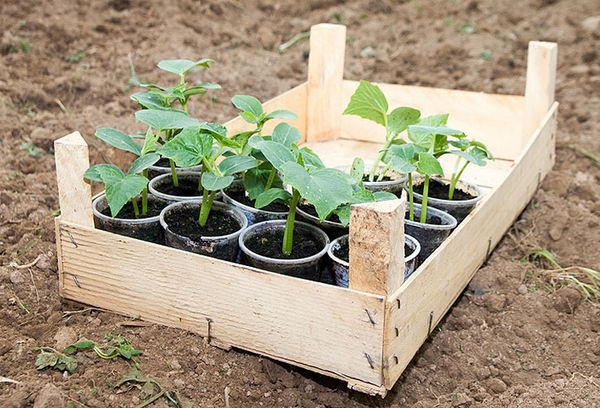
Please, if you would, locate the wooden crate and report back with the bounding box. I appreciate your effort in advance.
[53,24,558,396]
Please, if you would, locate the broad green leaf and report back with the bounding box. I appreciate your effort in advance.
[105,174,149,217]
[256,140,295,172]
[195,81,221,89]
[281,163,353,220]
[84,164,124,183]
[390,156,416,173]
[373,191,397,201]
[387,107,421,138]
[64,340,96,355]
[232,130,258,151]
[450,148,488,166]
[255,188,291,209]
[350,157,365,184]
[128,153,160,175]
[239,111,258,124]
[418,114,449,126]
[231,95,263,118]
[157,58,213,76]
[218,155,258,176]
[135,109,200,130]
[140,128,160,155]
[297,146,325,171]
[416,152,444,176]
[449,139,471,150]
[201,172,234,191]
[130,92,169,110]
[95,128,141,156]
[272,123,301,147]
[199,122,241,149]
[159,127,213,168]
[264,109,298,120]
[343,80,388,126]
[35,352,59,370]
[244,168,270,200]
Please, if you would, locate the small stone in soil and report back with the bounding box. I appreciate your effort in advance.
[100,199,165,219]
[165,206,242,238]
[245,228,322,259]
[155,178,203,197]
[414,178,476,201]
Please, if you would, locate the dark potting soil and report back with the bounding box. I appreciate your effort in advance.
[100,199,165,219]
[405,210,443,225]
[334,240,411,263]
[164,206,241,238]
[153,158,172,168]
[227,190,289,213]
[414,179,475,201]
[246,228,322,259]
[299,203,342,224]
[363,175,394,182]
[156,178,202,197]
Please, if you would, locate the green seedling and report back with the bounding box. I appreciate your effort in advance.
[116,368,181,407]
[231,94,297,136]
[34,347,78,374]
[131,58,220,187]
[250,126,354,255]
[343,80,421,182]
[159,123,259,226]
[444,138,492,199]
[20,142,43,158]
[65,334,142,366]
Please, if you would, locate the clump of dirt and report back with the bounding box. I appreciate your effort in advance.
[1,0,599,407]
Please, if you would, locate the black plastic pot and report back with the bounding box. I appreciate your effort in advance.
[92,193,167,244]
[296,201,347,239]
[149,171,206,203]
[405,203,457,261]
[221,182,288,225]
[159,200,248,262]
[327,234,421,287]
[239,220,330,281]
[147,158,202,180]
[410,176,484,223]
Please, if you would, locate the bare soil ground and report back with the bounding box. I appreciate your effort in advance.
[1,0,599,407]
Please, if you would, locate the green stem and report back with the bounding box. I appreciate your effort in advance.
[282,189,300,256]
[132,197,140,219]
[376,162,392,182]
[449,161,469,200]
[265,168,276,190]
[408,173,414,221]
[198,190,215,227]
[419,175,430,224]
[369,132,392,182]
[169,159,179,187]
[142,169,148,215]
[197,165,204,192]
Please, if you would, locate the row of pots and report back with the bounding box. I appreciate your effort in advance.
[92,169,484,285]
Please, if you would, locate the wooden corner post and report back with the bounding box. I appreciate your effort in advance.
[523,41,557,146]
[348,193,406,296]
[54,132,94,227]
[306,23,347,142]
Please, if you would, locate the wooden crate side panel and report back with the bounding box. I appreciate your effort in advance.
[383,104,557,388]
[57,222,386,386]
[339,80,526,161]
[224,82,307,141]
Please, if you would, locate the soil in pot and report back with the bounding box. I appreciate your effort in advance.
[155,178,202,197]
[93,194,167,244]
[149,172,206,202]
[413,178,475,201]
[405,203,457,262]
[222,188,289,225]
[296,202,347,239]
[239,221,329,281]
[160,201,247,262]
[147,158,202,179]
[226,190,289,213]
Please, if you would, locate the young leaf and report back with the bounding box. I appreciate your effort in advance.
[350,157,365,184]
[95,128,142,156]
[244,168,271,200]
[239,111,258,124]
[130,92,169,110]
[217,155,259,176]
[64,340,96,355]
[418,114,449,126]
[200,122,241,149]
[105,174,149,217]
[128,153,161,175]
[271,123,301,147]
[297,146,325,171]
[255,188,291,209]
[195,81,221,89]
[264,109,298,120]
[343,80,388,126]
[281,163,353,220]
[255,140,295,172]
[140,128,160,155]
[84,164,124,183]
[387,107,421,138]
[158,127,213,168]
[135,109,200,130]
[232,130,258,151]
[389,156,416,174]
[231,95,264,118]
[157,58,213,76]
[449,148,487,166]
[35,351,59,370]
[201,173,234,191]
[416,152,444,176]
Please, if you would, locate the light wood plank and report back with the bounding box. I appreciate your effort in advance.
[306,24,346,142]
[54,132,93,227]
[224,82,307,141]
[349,197,406,296]
[339,80,526,161]
[523,41,557,147]
[57,221,386,386]
[383,103,558,388]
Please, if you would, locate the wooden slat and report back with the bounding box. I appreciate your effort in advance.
[339,80,526,161]
[57,221,386,386]
[523,41,557,146]
[224,82,307,141]
[306,24,346,142]
[383,103,558,388]
[54,132,94,227]
[349,197,406,296]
